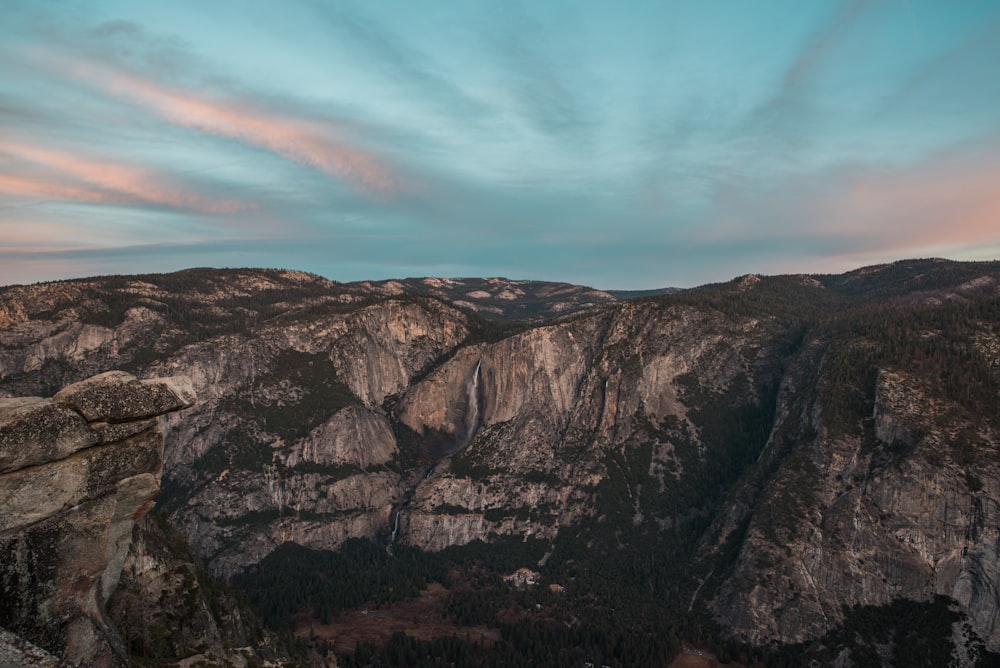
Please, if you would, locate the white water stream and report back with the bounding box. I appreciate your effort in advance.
[390,509,400,543]
[461,360,482,448]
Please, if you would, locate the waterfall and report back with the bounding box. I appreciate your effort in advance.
[461,360,482,448]
[390,510,400,543]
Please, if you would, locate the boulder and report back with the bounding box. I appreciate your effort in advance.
[53,370,196,423]
[0,397,96,474]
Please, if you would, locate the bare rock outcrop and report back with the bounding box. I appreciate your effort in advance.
[132,297,467,576]
[0,627,64,667]
[0,371,194,667]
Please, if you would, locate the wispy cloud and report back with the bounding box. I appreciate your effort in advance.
[0,142,254,213]
[102,66,394,195]
[309,3,488,122]
[482,2,593,140]
[877,16,1000,129]
[2,1,999,289]
[41,54,406,197]
[784,0,872,88]
[733,0,874,165]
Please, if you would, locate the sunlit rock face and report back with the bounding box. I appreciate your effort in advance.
[0,371,193,667]
[396,301,786,551]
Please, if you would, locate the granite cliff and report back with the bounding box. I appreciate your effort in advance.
[107,512,298,667]
[709,323,1000,650]
[1,261,998,663]
[0,371,194,666]
[394,299,789,552]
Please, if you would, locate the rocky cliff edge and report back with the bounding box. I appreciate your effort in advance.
[0,370,194,667]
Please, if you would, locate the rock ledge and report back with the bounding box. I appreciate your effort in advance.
[0,371,194,667]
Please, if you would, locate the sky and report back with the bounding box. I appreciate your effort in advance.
[1,1,999,289]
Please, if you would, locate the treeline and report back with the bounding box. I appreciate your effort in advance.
[821,292,1000,439]
[72,267,349,338]
[231,539,448,629]
[772,595,1000,667]
[334,591,1000,667]
[229,526,765,665]
[344,633,490,668]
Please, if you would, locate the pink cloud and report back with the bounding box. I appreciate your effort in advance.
[0,173,119,206]
[715,141,1000,261]
[0,219,109,251]
[64,59,402,197]
[1,143,255,214]
[808,155,1000,255]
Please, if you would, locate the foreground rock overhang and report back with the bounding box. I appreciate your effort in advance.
[0,371,194,667]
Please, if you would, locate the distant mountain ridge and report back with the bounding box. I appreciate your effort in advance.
[0,270,678,325]
[346,275,679,321]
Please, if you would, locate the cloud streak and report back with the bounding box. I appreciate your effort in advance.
[0,142,254,213]
[53,56,405,197]
[784,0,872,88]
[310,3,488,122]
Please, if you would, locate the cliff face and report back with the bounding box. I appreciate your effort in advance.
[395,301,787,551]
[709,348,1000,649]
[0,271,473,577]
[107,514,293,667]
[1,261,998,656]
[152,297,468,575]
[0,371,194,667]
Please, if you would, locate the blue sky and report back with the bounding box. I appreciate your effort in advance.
[1,1,999,288]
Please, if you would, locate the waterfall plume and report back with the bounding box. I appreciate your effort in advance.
[460,360,482,448]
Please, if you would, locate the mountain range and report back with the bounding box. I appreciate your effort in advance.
[1,258,998,667]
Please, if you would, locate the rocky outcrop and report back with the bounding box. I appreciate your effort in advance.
[326,299,468,406]
[107,515,293,667]
[143,297,467,576]
[349,275,671,322]
[0,627,64,667]
[0,371,194,667]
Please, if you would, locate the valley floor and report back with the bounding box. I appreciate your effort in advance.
[296,582,500,654]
